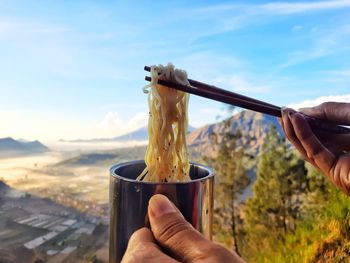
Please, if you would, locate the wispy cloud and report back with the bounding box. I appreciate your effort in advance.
[175,52,243,82]
[292,25,303,32]
[174,52,271,93]
[189,1,350,36]
[195,1,350,16]
[279,42,334,68]
[213,75,271,93]
[279,25,350,68]
[319,68,350,83]
[323,68,350,77]
[189,107,231,127]
[260,0,350,14]
[0,18,69,35]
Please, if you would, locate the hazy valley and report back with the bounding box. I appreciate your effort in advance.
[0,143,147,262]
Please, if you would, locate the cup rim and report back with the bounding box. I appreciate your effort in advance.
[110,160,214,185]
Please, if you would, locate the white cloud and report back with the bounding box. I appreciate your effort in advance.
[98,111,147,138]
[0,109,148,141]
[189,106,229,127]
[288,93,350,109]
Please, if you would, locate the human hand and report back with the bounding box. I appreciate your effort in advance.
[279,102,350,194]
[122,194,244,263]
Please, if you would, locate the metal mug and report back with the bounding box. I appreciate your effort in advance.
[109,160,214,263]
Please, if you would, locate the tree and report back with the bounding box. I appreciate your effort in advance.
[302,163,331,219]
[244,126,307,257]
[205,118,251,255]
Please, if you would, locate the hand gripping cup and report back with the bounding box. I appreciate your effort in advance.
[109,160,214,263]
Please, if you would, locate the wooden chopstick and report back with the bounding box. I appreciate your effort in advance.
[144,66,350,134]
[144,66,280,111]
[145,76,282,117]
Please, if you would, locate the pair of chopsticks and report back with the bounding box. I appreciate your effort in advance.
[144,66,350,134]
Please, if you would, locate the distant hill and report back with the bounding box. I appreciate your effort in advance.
[114,125,196,141]
[106,126,149,142]
[54,146,146,167]
[63,125,196,143]
[55,153,118,166]
[0,180,11,196]
[0,137,49,158]
[188,111,283,157]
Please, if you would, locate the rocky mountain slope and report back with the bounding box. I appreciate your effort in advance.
[188,110,283,157]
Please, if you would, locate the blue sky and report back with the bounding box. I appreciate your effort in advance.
[0,0,350,141]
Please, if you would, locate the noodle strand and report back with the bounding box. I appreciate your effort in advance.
[137,63,191,182]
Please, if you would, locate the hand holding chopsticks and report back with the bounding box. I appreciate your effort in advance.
[144,66,350,134]
[280,104,350,195]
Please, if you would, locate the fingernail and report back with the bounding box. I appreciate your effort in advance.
[149,194,176,218]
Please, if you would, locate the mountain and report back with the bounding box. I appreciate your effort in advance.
[0,180,11,196]
[63,125,196,143]
[0,137,49,157]
[54,146,146,167]
[188,110,283,157]
[113,125,196,141]
[55,153,118,166]
[112,126,148,141]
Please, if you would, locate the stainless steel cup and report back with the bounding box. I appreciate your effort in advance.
[109,160,214,263]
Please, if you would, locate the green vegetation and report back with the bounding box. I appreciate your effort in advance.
[207,125,350,262]
[204,118,252,255]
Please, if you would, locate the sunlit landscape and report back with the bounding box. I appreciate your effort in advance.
[1,0,350,262]
[0,141,146,262]
[0,144,146,204]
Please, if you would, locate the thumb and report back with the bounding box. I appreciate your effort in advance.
[299,102,350,125]
[147,194,212,262]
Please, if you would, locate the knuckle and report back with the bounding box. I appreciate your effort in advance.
[157,218,191,243]
[208,243,228,254]
[205,243,235,261]
[306,145,323,159]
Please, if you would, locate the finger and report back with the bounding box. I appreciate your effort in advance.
[281,108,313,163]
[127,227,156,248]
[299,102,350,125]
[148,194,240,263]
[335,154,350,194]
[122,227,178,263]
[320,133,350,152]
[289,113,337,179]
[148,194,209,262]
